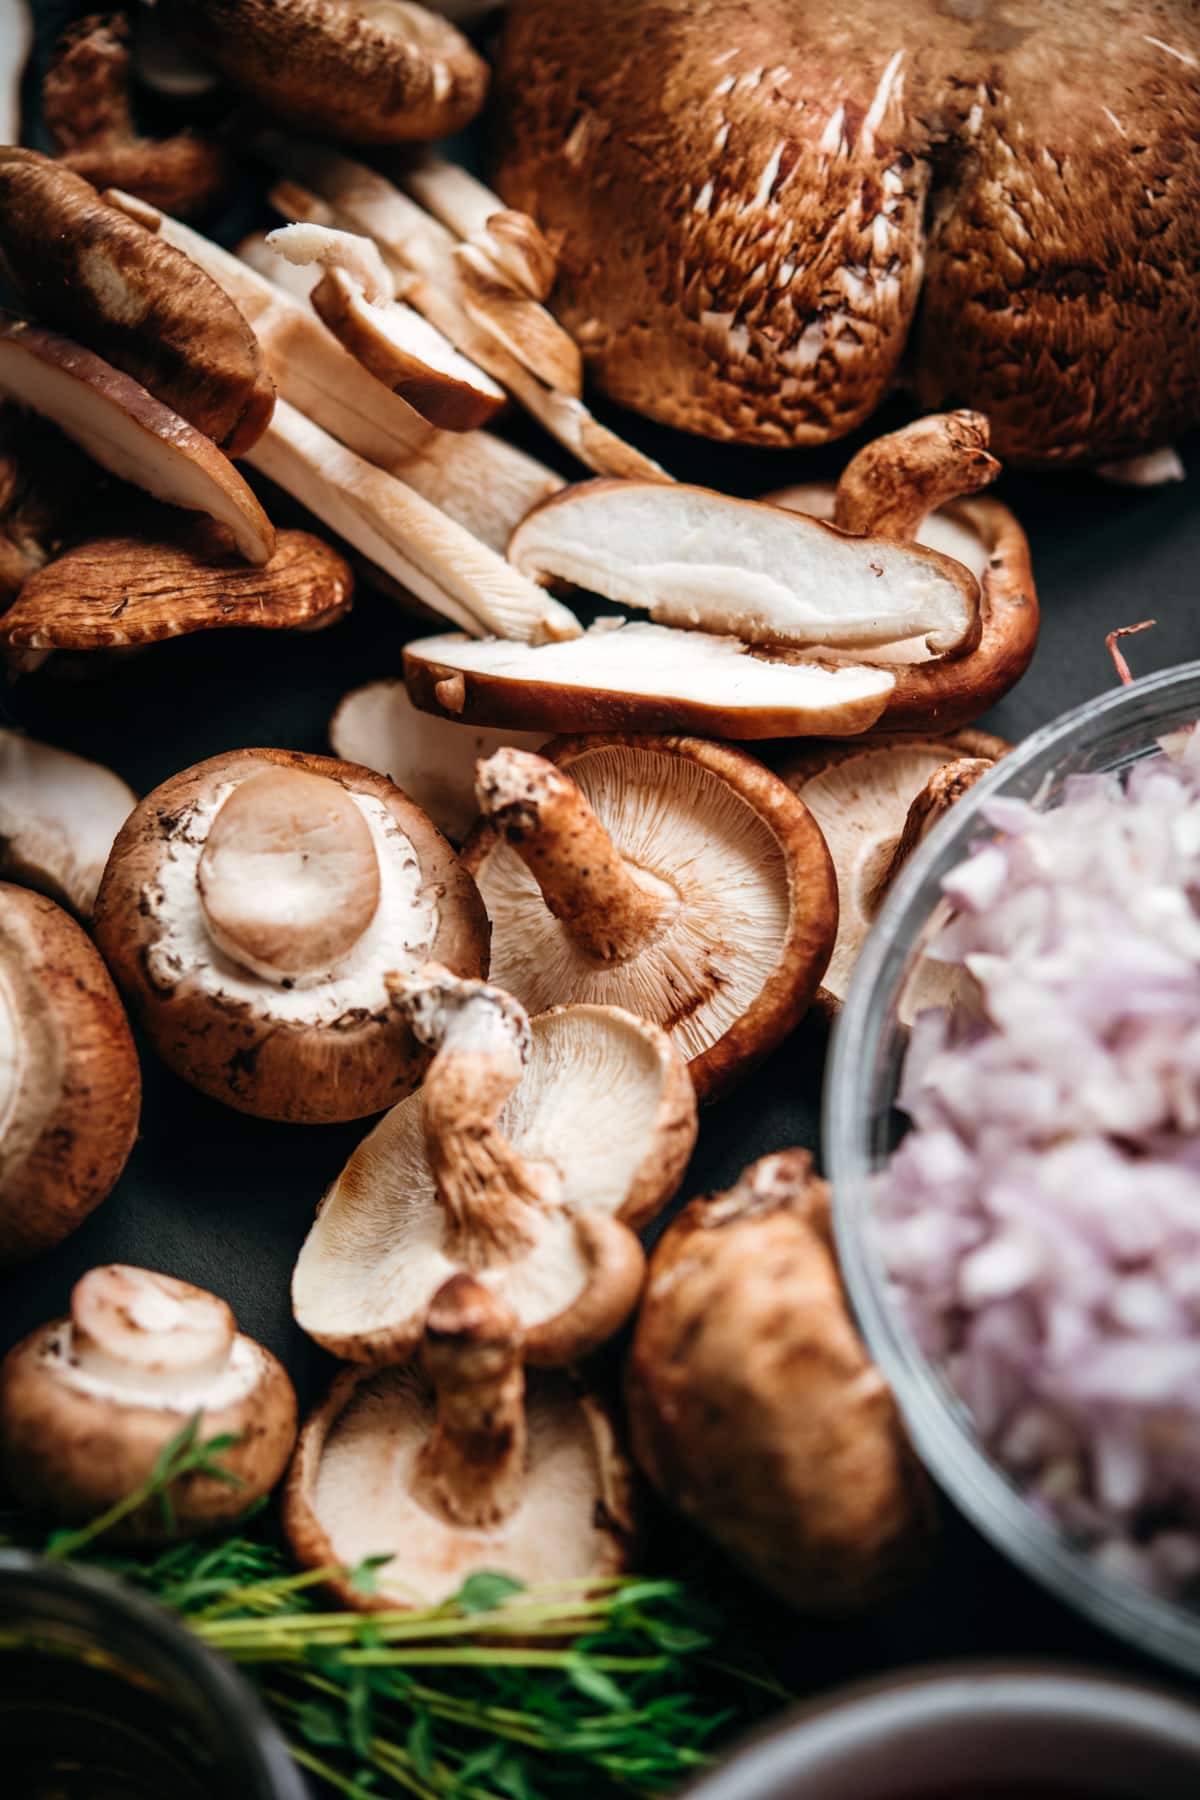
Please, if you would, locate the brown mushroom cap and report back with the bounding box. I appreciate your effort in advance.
[462,735,837,1099]
[169,0,489,145]
[0,884,140,1263]
[0,731,136,917]
[626,1150,934,1615]
[286,1277,634,1612]
[0,1264,297,1541]
[93,748,488,1123]
[495,0,1200,465]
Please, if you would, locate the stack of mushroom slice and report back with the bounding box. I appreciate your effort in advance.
[462,737,837,1098]
[0,730,135,917]
[782,729,1009,1014]
[292,968,697,1363]
[0,1265,296,1541]
[93,749,488,1123]
[287,1273,635,1612]
[0,884,141,1262]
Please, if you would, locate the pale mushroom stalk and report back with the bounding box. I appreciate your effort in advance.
[475,748,668,966]
[832,411,1000,542]
[410,1275,527,1529]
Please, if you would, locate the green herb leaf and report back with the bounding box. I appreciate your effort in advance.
[295,1701,344,1748]
[406,1710,435,1780]
[454,1571,526,1614]
[348,1554,394,1596]
[564,1654,632,1712]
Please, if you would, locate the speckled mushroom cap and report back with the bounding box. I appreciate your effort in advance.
[495,0,1200,464]
[93,748,488,1123]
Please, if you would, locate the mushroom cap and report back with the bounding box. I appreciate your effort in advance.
[0,1266,297,1542]
[292,1002,696,1361]
[0,884,141,1264]
[0,730,136,916]
[170,0,489,145]
[495,0,1200,464]
[463,735,837,1098]
[330,679,547,842]
[93,748,488,1123]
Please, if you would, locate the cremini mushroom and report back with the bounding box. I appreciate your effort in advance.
[626,1150,935,1615]
[1,518,353,665]
[292,968,695,1362]
[0,884,140,1263]
[0,731,136,916]
[286,1274,634,1611]
[169,0,488,144]
[330,680,545,842]
[93,749,488,1123]
[42,11,229,217]
[463,737,837,1098]
[0,152,274,453]
[0,316,275,565]
[0,1265,296,1539]
[781,731,1007,1014]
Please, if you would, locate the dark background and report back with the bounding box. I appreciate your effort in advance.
[3,0,1199,1717]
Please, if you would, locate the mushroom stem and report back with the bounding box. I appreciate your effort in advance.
[865,756,994,913]
[474,749,670,967]
[410,1275,527,1530]
[71,1265,237,1393]
[833,411,1000,541]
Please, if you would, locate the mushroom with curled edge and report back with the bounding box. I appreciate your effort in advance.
[92,749,488,1123]
[331,679,545,843]
[291,968,695,1363]
[0,1266,296,1541]
[0,731,136,917]
[0,884,140,1263]
[286,1274,635,1612]
[463,738,837,1099]
[781,731,1007,1015]
[626,1150,935,1616]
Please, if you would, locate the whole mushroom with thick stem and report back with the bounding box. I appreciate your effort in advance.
[292,968,696,1363]
[93,749,488,1122]
[463,736,837,1098]
[0,1265,296,1541]
[286,1273,635,1612]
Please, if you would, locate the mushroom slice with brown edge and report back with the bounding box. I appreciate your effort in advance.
[507,481,981,661]
[626,1150,934,1616]
[0,317,274,566]
[0,884,140,1263]
[0,152,274,454]
[330,680,545,843]
[0,1265,296,1539]
[292,968,695,1363]
[400,155,558,301]
[0,731,135,917]
[169,0,488,144]
[93,749,488,1123]
[1,519,352,664]
[463,737,837,1099]
[286,1273,634,1612]
[780,731,1007,1015]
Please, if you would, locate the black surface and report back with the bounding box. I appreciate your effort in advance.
[5,0,1200,1716]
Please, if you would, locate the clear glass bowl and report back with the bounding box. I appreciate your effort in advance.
[825,662,1200,1677]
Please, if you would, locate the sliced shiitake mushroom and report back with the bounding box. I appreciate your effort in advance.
[0,731,135,916]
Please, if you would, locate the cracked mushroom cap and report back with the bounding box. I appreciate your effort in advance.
[0,1264,296,1541]
[463,736,837,1099]
[292,971,696,1364]
[286,1274,635,1612]
[0,884,141,1263]
[495,0,1200,465]
[0,730,136,917]
[92,749,488,1123]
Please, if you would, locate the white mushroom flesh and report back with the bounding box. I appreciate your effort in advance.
[0,731,136,916]
[476,745,788,1062]
[0,968,22,1143]
[147,782,439,1020]
[40,1321,261,1411]
[767,482,991,579]
[265,223,395,303]
[315,269,507,409]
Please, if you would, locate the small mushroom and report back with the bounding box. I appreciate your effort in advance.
[0,884,141,1262]
[626,1150,934,1616]
[330,679,545,842]
[42,11,229,217]
[286,1274,634,1611]
[463,737,837,1098]
[169,0,489,144]
[0,1265,296,1539]
[0,731,136,916]
[93,749,488,1122]
[781,731,1007,1014]
[0,316,275,565]
[1,518,353,664]
[292,968,695,1362]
